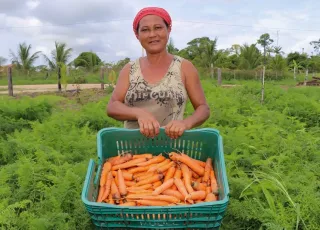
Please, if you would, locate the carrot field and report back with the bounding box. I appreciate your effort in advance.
[0,80,319,229]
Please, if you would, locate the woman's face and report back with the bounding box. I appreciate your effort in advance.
[137,15,171,54]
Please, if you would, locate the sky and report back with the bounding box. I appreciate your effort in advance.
[0,0,319,66]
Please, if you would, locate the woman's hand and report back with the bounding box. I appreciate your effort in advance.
[165,120,190,139]
[136,110,160,138]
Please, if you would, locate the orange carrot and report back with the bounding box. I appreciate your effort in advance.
[136,174,164,186]
[186,191,206,201]
[173,178,193,203]
[111,158,147,171]
[133,153,153,159]
[107,193,114,204]
[117,169,127,197]
[152,178,174,195]
[100,171,113,201]
[135,200,170,206]
[152,181,162,189]
[127,164,157,174]
[135,172,156,182]
[192,171,200,179]
[97,185,104,202]
[124,180,136,187]
[191,181,206,192]
[107,156,119,164]
[143,195,180,203]
[180,163,194,194]
[119,201,136,206]
[126,193,154,200]
[202,158,212,184]
[136,155,166,167]
[162,189,184,201]
[111,153,133,166]
[157,161,175,173]
[112,170,133,181]
[148,159,170,172]
[169,152,205,176]
[127,184,153,191]
[164,165,176,182]
[100,161,112,186]
[210,169,219,194]
[111,179,120,204]
[205,193,218,202]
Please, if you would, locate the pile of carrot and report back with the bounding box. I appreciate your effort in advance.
[96,151,219,206]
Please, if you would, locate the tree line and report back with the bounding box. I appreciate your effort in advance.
[0,33,319,79]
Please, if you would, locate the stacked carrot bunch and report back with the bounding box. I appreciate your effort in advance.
[97,151,219,206]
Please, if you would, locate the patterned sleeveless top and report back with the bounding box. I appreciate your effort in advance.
[124,55,188,129]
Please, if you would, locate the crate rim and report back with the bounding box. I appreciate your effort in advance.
[97,127,222,161]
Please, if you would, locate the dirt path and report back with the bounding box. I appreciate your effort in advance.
[0,84,110,95]
[0,83,241,95]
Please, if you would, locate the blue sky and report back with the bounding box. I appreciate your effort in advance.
[0,0,319,66]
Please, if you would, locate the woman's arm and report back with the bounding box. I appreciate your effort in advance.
[165,59,210,139]
[182,59,210,129]
[106,63,160,137]
[106,63,141,121]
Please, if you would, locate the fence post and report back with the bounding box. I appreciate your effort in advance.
[100,66,104,90]
[210,63,214,79]
[8,66,13,96]
[304,69,308,86]
[217,68,222,86]
[58,66,61,92]
[261,66,265,104]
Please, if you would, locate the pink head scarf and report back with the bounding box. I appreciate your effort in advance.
[133,7,172,38]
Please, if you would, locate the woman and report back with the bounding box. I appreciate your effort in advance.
[107,6,210,139]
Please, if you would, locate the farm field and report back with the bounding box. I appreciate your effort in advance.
[0,79,319,229]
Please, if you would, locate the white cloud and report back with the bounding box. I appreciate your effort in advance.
[0,0,319,67]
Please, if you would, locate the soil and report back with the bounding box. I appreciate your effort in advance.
[0,84,109,95]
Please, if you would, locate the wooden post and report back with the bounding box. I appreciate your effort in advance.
[8,66,13,96]
[233,70,236,80]
[58,66,61,92]
[100,66,104,90]
[294,66,296,81]
[210,63,214,79]
[217,68,222,86]
[304,69,308,86]
[261,66,265,104]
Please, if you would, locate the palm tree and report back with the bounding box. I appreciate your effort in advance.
[9,43,41,73]
[43,41,73,70]
[238,43,262,70]
[43,41,73,91]
[269,54,287,79]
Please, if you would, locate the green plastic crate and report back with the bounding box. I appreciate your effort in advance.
[81,127,230,229]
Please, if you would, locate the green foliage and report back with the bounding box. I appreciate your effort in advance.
[73,52,102,71]
[0,81,319,229]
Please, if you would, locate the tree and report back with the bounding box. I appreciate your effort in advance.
[167,38,179,55]
[43,41,73,91]
[257,33,274,65]
[238,43,262,70]
[310,39,320,55]
[43,41,73,71]
[73,52,102,72]
[9,43,41,72]
[0,56,7,66]
[269,54,287,79]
